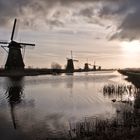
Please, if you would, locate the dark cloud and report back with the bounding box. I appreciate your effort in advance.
[110,0,140,40]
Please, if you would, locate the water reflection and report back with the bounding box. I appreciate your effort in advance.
[68,82,140,140]
[2,72,140,139]
[5,77,24,129]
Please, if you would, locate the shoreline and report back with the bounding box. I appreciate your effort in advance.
[0,68,115,77]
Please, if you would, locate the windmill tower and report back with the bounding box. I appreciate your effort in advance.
[84,59,89,71]
[66,51,78,73]
[84,63,89,71]
[0,19,35,70]
[93,61,96,70]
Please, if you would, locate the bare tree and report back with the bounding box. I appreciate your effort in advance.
[51,62,62,69]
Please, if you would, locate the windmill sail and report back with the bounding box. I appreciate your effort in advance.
[11,19,17,41]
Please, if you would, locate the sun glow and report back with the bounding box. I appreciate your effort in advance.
[121,40,140,52]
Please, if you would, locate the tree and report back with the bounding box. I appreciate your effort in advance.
[51,62,62,69]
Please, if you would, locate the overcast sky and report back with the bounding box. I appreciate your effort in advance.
[0,0,140,69]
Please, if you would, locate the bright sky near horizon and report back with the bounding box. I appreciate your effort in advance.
[0,0,140,69]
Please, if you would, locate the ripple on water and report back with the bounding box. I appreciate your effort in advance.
[0,71,135,139]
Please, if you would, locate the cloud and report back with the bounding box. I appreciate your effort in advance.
[110,0,140,40]
[0,0,121,26]
[46,19,64,27]
[0,0,140,40]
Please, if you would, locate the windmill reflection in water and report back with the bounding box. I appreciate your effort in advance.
[5,77,24,129]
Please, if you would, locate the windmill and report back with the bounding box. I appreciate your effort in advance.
[66,51,78,73]
[84,58,90,71]
[0,19,35,70]
[89,61,101,70]
[89,61,96,70]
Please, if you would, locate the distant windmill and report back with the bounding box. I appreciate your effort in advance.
[93,61,96,70]
[0,19,35,70]
[84,58,90,71]
[89,61,101,70]
[66,51,78,73]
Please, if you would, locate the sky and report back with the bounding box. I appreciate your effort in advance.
[0,0,140,69]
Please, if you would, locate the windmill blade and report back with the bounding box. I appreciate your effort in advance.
[11,19,17,41]
[88,64,93,66]
[22,46,26,59]
[19,43,35,46]
[73,59,79,62]
[0,41,9,44]
[71,50,73,59]
[1,45,8,53]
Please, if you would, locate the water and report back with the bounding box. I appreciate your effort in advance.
[0,71,139,140]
